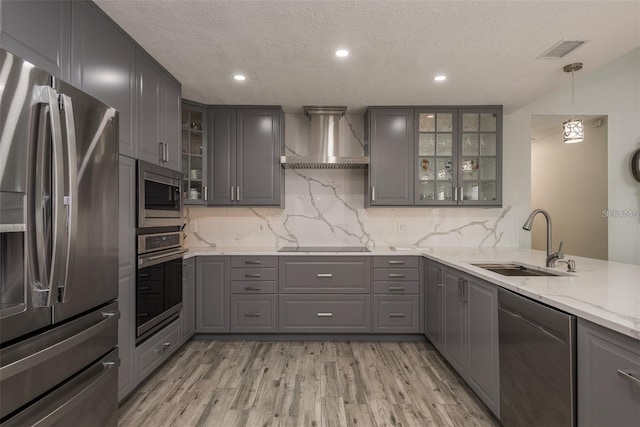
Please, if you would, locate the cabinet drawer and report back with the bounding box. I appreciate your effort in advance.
[373,296,420,333]
[279,295,371,333]
[135,319,181,384]
[373,268,419,281]
[230,295,277,333]
[279,256,371,293]
[230,268,277,281]
[373,256,419,268]
[230,256,277,268]
[230,281,277,294]
[373,281,419,294]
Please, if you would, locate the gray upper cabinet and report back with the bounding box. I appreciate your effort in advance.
[70,1,135,158]
[136,48,181,172]
[181,101,208,205]
[0,0,70,80]
[208,107,284,207]
[195,256,229,333]
[578,318,640,427]
[366,108,414,206]
[366,106,502,207]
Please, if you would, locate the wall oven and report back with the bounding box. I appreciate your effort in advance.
[137,160,182,229]
[136,231,187,343]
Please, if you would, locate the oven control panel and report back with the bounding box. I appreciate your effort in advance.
[138,232,182,255]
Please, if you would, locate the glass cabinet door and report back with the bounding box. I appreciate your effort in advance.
[416,109,458,205]
[458,109,500,205]
[181,105,206,205]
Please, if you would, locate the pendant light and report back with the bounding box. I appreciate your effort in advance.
[562,62,584,143]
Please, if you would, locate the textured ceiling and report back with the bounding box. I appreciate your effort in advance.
[94,0,640,114]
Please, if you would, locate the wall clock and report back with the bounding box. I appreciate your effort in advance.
[633,148,640,182]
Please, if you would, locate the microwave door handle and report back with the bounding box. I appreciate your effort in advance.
[31,86,65,307]
[58,94,78,303]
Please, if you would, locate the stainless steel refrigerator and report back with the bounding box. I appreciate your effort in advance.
[0,48,119,426]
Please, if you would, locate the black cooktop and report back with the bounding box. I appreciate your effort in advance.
[278,246,371,252]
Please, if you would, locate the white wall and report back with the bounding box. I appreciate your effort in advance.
[507,48,640,265]
[531,117,608,260]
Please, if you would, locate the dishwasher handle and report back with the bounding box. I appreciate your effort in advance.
[498,305,567,343]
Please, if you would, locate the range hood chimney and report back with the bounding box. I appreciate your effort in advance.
[280,106,369,169]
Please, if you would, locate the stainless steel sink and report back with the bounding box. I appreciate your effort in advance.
[471,263,567,277]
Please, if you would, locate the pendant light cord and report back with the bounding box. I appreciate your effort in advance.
[571,69,575,120]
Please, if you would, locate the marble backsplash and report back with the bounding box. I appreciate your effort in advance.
[183,113,519,250]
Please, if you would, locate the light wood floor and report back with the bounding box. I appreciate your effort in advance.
[118,339,499,427]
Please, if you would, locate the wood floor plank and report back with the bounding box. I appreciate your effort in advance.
[118,340,499,427]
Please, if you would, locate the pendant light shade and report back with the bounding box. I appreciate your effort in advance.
[563,63,583,143]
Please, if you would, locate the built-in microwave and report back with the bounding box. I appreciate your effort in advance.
[137,160,182,228]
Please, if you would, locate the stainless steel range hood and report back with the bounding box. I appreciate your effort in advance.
[280,106,369,169]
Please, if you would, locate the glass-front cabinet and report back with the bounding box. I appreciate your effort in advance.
[181,102,207,205]
[415,106,501,206]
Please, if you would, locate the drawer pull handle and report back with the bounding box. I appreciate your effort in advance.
[388,273,404,278]
[389,313,406,318]
[388,286,405,291]
[617,369,640,387]
[388,260,405,265]
[317,312,333,317]
[317,273,333,278]
[244,286,261,291]
[157,342,171,354]
[245,273,261,278]
[245,260,261,265]
[244,312,262,317]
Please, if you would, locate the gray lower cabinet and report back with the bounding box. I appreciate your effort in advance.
[372,256,421,333]
[195,257,229,333]
[136,48,181,172]
[0,0,70,80]
[135,319,181,384]
[279,256,371,293]
[439,263,500,417]
[230,295,277,333]
[70,1,135,158]
[182,258,196,342]
[424,260,444,351]
[279,295,371,333]
[229,256,277,333]
[117,155,136,402]
[577,318,640,427]
[373,296,419,333]
[207,107,284,207]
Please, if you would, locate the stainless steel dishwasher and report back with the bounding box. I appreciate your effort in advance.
[498,288,576,427]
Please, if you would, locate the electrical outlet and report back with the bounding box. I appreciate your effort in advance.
[257,223,265,233]
[189,221,198,232]
[398,223,408,233]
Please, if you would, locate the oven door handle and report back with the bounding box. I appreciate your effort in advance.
[138,249,188,269]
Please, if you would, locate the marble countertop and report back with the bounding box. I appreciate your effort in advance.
[184,246,640,339]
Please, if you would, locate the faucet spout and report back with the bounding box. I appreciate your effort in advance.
[522,209,564,267]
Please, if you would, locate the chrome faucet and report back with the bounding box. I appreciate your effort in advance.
[522,209,564,267]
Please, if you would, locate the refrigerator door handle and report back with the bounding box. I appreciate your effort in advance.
[32,85,65,307]
[58,94,78,303]
[0,310,118,381]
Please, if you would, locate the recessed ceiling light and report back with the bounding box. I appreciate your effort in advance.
[434,75,447,82]
[233,74,246,81]
[335,49,349,57]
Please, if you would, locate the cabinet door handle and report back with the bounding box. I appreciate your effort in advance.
[617,369,640,387]
[388,273,404,278]
[244,285,261,291]
[230,186,235,201]
[158,142,164,162]
[453,187,458,202]
[460,278,469,301]
[236,186,240,201]
[371,186,376,202]
[245,273,261,278]
[437,268,443,285]
[164,143,169,162]
[458,278,463,300]
[203,186,208,201]
[317,273,333,278]
[244,260,261,265]
[459,186,464,201]
[157,342,171,354]
[244,312,262,317]
[317,312,333,317]
[389,313,406,318]
[388,260,404,265]
[388,286,405,291]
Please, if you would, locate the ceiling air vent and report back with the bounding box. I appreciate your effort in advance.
[538,40,586,59]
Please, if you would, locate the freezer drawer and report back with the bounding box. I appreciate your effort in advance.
[0,301,118,419]
[1,349,118,426]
